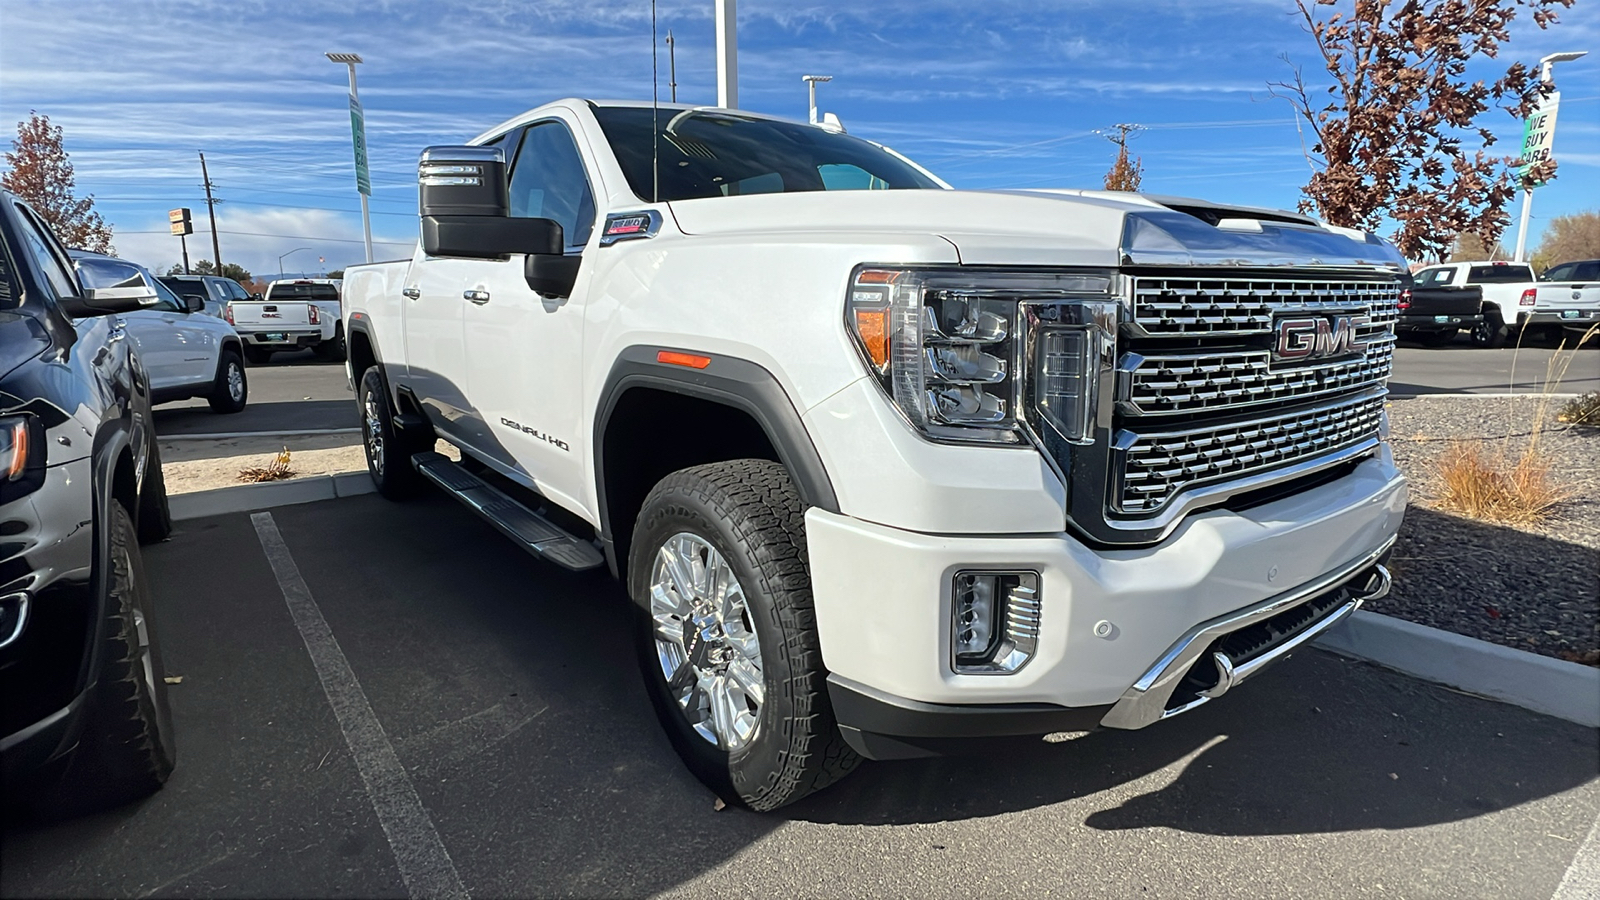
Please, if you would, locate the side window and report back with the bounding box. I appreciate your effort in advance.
[1543,263,1575,282]
[819,163,890,191]
[1577,262,1600,282]
[226,280,250,301]
[507,120,597,251]
[13,206,79,300]
[149,277,186,313]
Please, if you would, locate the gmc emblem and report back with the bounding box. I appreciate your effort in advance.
[1273,314,1369,363]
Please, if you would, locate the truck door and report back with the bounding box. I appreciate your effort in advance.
[460,116,597,517]
[400,246,488,448]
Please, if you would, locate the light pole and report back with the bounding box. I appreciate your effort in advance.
[326,52,374,264]
[1513,50,1587,263]
[802,75,832,124]
[278,247,312,276]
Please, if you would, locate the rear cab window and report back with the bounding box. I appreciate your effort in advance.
[1466,264,1535,284]
[264,282,339,302]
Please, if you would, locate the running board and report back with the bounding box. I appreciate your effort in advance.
[411,451,604,571]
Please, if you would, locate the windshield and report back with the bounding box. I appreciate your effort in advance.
[1467,264,1534,283]
[267,282,339,301]
[591,107,942,202]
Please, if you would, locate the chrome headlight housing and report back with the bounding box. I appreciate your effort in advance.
[845,267,1118,447]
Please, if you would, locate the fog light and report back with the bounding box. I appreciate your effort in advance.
[952,571,1041,674]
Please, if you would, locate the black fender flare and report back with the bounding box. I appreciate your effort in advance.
[77,417,137,698]
[593,346,840,569]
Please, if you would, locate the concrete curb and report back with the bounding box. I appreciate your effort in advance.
[1315,609,1600,728]
[170,472,375,521]
[1387,392,1583,400]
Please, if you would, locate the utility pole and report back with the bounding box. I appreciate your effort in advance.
[666,30,677,103]
[198,151,222,273]
[715,0,737,108]
[802,75,833,124]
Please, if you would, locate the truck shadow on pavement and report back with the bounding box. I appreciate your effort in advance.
[788,650,1598,833]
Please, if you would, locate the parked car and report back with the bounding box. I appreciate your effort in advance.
[342,100,1405,810]
[1396,270,1483,346]
[1411,259,1596,347]
[1525,259,1600,340]
[73,252,247,413]
[157,273,252,319]
[0,191,177,815]
[262,279,344,361]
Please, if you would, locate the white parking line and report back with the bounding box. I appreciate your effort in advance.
[250,512,468,900]
[1553,812,1600,900]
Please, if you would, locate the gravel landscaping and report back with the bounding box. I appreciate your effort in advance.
[1374,394,1600,665]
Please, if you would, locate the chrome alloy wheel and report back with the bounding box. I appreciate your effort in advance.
[226,362,245,402]
[362,392,385,477]
[649,532,765,751]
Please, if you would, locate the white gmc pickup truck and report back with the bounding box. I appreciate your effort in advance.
[343,99,1408,810]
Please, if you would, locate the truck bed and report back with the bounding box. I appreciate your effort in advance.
[1400,285,1481,335]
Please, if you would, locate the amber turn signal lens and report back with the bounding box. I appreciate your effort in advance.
[656,349,712,369]
[853,308,890,369]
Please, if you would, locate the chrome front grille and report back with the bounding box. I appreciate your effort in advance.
[1120,334,1395,416]
[1132,277,1401,335]
[1114,392,1385,514]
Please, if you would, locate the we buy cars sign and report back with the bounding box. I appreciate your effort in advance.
[1517,92,1561,187]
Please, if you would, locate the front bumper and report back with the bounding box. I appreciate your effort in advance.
[806,450,1407,756]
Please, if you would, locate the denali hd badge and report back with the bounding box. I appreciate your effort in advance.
[1272,314,1370,364]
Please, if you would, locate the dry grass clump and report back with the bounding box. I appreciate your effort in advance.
[238,447,295,483]
[1435,441,1567,526]
[1558,391,1600,426]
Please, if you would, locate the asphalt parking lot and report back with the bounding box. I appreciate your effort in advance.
[4,492,1597,899]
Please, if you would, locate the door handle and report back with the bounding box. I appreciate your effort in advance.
[402,286,421,299]
[464,290,490,305]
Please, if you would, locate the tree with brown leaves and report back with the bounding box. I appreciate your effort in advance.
[1102,123,1145,192]
[1270,0,1572,262]
[1,112,114,253]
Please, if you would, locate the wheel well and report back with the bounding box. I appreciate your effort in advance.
[601,387,781,578]
[112,447,138,519]
[349,328,377,380]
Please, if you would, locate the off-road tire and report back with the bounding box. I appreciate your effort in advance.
[359,366,423,500]
[1471,309,1509,348]
[207,348,248,413]
[315,324,347,363]
[41,503,176,816]
[136,438,172,545]
[242,344,273,365]
[629,459,859,811]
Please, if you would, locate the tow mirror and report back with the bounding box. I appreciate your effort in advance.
[416,145,572,297]
[64,258,159,317]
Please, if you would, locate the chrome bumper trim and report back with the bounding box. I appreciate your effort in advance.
[1100,537,1394,730]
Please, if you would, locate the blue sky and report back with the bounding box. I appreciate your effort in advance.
[1,0,1595,277]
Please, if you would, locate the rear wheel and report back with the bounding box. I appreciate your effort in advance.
[1471,310,1509,348]
[315,324,347,362]
[39,503,176,815]
[207,349,248,413]
[359,366,423,500]
[242,344,273,365]
[630,459,859,811]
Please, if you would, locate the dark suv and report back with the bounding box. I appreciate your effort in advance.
[0,191,177,815]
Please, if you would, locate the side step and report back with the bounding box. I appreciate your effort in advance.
[411,451,605,571]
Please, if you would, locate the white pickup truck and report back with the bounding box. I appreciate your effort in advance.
[342,99,1407,810]
[225,281,341,363]
[1412,259,1599,347]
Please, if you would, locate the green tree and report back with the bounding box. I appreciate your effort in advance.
[1,111,113,252]
[326,268,345,280]
[171,259,253,282]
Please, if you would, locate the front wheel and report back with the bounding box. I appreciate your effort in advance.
[36,503,176,815]
[359,366,422,500]
[1470,310,1509,348]
[629,459,859,811]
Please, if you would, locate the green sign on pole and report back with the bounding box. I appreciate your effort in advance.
[1516,91,1560,188]
[349,95,371,197]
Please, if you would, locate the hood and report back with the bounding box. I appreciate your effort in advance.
[0,310,50,388]
[666,188,1405,272]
